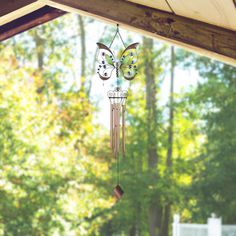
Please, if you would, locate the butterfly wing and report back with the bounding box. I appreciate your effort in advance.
[96,43,115,80]
[120,43,139,80]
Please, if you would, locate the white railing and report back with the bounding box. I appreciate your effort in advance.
[222,225,236,236]
[173,214,236,236]
[179,224,208,236]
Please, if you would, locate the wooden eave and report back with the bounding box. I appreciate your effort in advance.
[0,0,236,67]
[0,6,66,41]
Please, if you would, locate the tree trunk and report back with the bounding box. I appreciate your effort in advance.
[100,220,112,236]
[32,29,45,71]
[78,15,86,92]
[31,28,46,96]
[143,36,162,236]
[162,46,175,236]
[129,225,136,236]
[143,37,158,169]
[166,46,175,168]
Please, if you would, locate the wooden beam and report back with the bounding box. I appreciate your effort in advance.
[233,0,236,8]
[0,6,66,41]
[0,0,35,16]
[41,0,236,66]
[0,1,46,26]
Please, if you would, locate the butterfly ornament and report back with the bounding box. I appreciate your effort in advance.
[96,24,139,201]
[96,42,139,81]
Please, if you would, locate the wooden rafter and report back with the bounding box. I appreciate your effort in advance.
[0,6,66,41]
[0,0,35,16]
[41,0,236,66]
[0,0,46,26]
[233,0,236,8]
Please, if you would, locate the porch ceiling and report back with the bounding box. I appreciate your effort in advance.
[0,0,236,66]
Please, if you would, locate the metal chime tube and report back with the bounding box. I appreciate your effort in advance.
[110,103,113,148]
[111,103,120,159]
[117,104,120,157]
[115,104,120,159]
[122,104,126,158]
[113,104,117,158]
[108,89,128,160]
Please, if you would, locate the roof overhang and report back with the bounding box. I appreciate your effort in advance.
[0,0,236,67]
[0,1,65,41]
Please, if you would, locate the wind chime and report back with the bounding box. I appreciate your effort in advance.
[96,24,139,200]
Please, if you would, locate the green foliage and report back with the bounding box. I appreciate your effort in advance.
[0,16,113,236]
[187,59,236,223]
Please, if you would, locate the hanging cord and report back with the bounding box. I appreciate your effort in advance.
[116,65,119,88]
[109,27,117,48]
[109,24,126,49]
[117,26,126,48]
[116,153,120,185]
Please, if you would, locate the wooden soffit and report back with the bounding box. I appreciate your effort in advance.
[0,1,66,41]
[0,0,236,66]
[40,0,236,66]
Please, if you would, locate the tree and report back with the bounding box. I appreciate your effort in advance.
[0,14,113,236]
[143,36,161,236]
[188,58,236,223]
[161,46,175,236]
[78,15,86,92]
